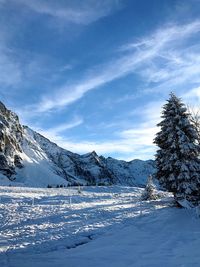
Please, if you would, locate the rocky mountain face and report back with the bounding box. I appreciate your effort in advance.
[0,102,23,178]
[0,102,155,187]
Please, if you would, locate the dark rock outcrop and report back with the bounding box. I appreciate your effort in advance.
[0,102,23,179]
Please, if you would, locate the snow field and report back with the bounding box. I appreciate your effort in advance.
[0,186,200,267]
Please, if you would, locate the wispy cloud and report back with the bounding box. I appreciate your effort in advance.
[2,11,200,160]
[34,117,83,140]
[0,49,22,87]
[13,0,121,25]
[183,86,200,102]
[0,0,121,92]
[182,86,200,115]
[40,126,157,160]
[33,20,200,113]
[0,27,22,88]
[1,17,199,112]
[38,133,156,160]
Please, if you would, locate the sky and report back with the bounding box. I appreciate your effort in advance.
[0,0,200,161]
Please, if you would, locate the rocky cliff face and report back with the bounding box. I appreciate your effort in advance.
[0,102,23,178]
[0,102,155,187]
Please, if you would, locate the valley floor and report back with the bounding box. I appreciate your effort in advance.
[0,186,200,267]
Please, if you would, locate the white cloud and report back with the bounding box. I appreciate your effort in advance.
[33,20,200,113]
[182,87,200,115]
[14,0,121,25]
[120,126,157,146]
[39,134,156,160]
[33,47,161,112]
[183,87,200,101]
[34,118,83,140]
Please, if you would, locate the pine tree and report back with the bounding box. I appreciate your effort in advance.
[141,175,156,200]
[154,93,200,206]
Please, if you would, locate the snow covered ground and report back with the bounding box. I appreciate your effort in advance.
[0,186,200,267]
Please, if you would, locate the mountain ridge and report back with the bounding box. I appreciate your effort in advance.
[0,101,155,187]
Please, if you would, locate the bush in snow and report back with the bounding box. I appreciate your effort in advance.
[141,175,156,200]
[154,93,200,206]
[77,185,82,194]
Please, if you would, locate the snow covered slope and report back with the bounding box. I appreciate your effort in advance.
[0,101,155,187]
[0,186,199,267]
[103,157,155,186]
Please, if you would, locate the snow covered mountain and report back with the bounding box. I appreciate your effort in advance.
[0,101,155,187]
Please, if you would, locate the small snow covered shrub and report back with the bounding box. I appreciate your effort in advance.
[141,175,157,200]
[77,185,82,194]
[154,93,200,207]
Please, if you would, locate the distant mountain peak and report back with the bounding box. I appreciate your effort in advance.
[91,150,97,156]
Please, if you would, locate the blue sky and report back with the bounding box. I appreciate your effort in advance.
[0,0,200,160]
